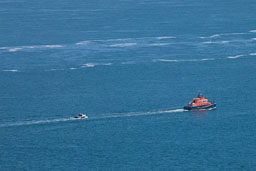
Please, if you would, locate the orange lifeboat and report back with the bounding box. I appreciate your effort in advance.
[184,93,216,110]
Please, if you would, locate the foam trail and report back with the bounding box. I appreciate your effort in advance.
[227,54,244,59]
[8,48,23,52]
[201,58,215,61]
[208,34,220,38]
[76,38,135,45]
[3,44,64,53]
[200,34,220,39]
[249,53,256,56]
[75,36,175,46]
[220,41,230,44]
[156,36,176,40]
[202,40,230,44]
[252,38,256,40]
[0,108,185,128]
[0,117,77,128]
[228,32,249,35]
[95,38,133,42]
[155,59,179,62]
[249,30,256,33]
[109,43,136,47]
[82,63,95,67]
[3,69,19,72]
[200,32,249,39]
[154,58,215,63]
[76,41,91,45]
[202,41,214,44]
[91,108,186,120]
[81,63,112,68]
[147,43,170,46]
[43,45,63,48]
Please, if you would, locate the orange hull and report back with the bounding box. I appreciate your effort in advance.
[184,93,216,110]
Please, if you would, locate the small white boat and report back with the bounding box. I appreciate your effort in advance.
[74,113,88,119]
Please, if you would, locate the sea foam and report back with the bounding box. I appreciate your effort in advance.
[202,41,230,44]
[109,43,136,47]
[147,43,170,46]
[93,108,186,120]
[82,63,95,67]
[43,45,63,48]
[3,69,19,72]
[200,34,220,39]
[200,32,248,39]
[4,44,64,53]
[156,36,176,40]
[227,55,244,59]
[82,63,112,68]
[154,58,215,63]
[76,41,91,45]
[0,108,185,128]
[0,117,77,128]
[8,48,23,52]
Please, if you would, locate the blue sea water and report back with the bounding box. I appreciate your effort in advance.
[1,0,256,170]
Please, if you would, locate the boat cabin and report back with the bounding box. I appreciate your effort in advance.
[188,94,211,107]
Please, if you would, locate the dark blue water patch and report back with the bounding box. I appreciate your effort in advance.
[1,0,256,46]
[1,108,255,170]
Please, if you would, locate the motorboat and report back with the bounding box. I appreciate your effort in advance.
[184,93,216,110]
[74,113,88,119]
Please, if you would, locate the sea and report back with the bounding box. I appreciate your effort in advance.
[0,0,256,170]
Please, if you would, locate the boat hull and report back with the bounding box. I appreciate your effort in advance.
[184,103,216,110]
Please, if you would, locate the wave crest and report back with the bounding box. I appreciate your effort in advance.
[156,36,176,40]
[227,55,244,59]
[3,69,19,72]
[82,63,112,68]
[109,43,136,47]
[154,58,215,63]
[249,53,256,56]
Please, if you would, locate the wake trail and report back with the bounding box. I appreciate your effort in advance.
[0,108,186,128]
[90,108,186,120]
[0,117,77,128]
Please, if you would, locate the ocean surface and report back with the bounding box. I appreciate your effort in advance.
[1,0,256,170]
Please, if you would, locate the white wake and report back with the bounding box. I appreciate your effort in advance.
[0,108,186,128]
[91,108,186,120]
[0,117,77,128]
